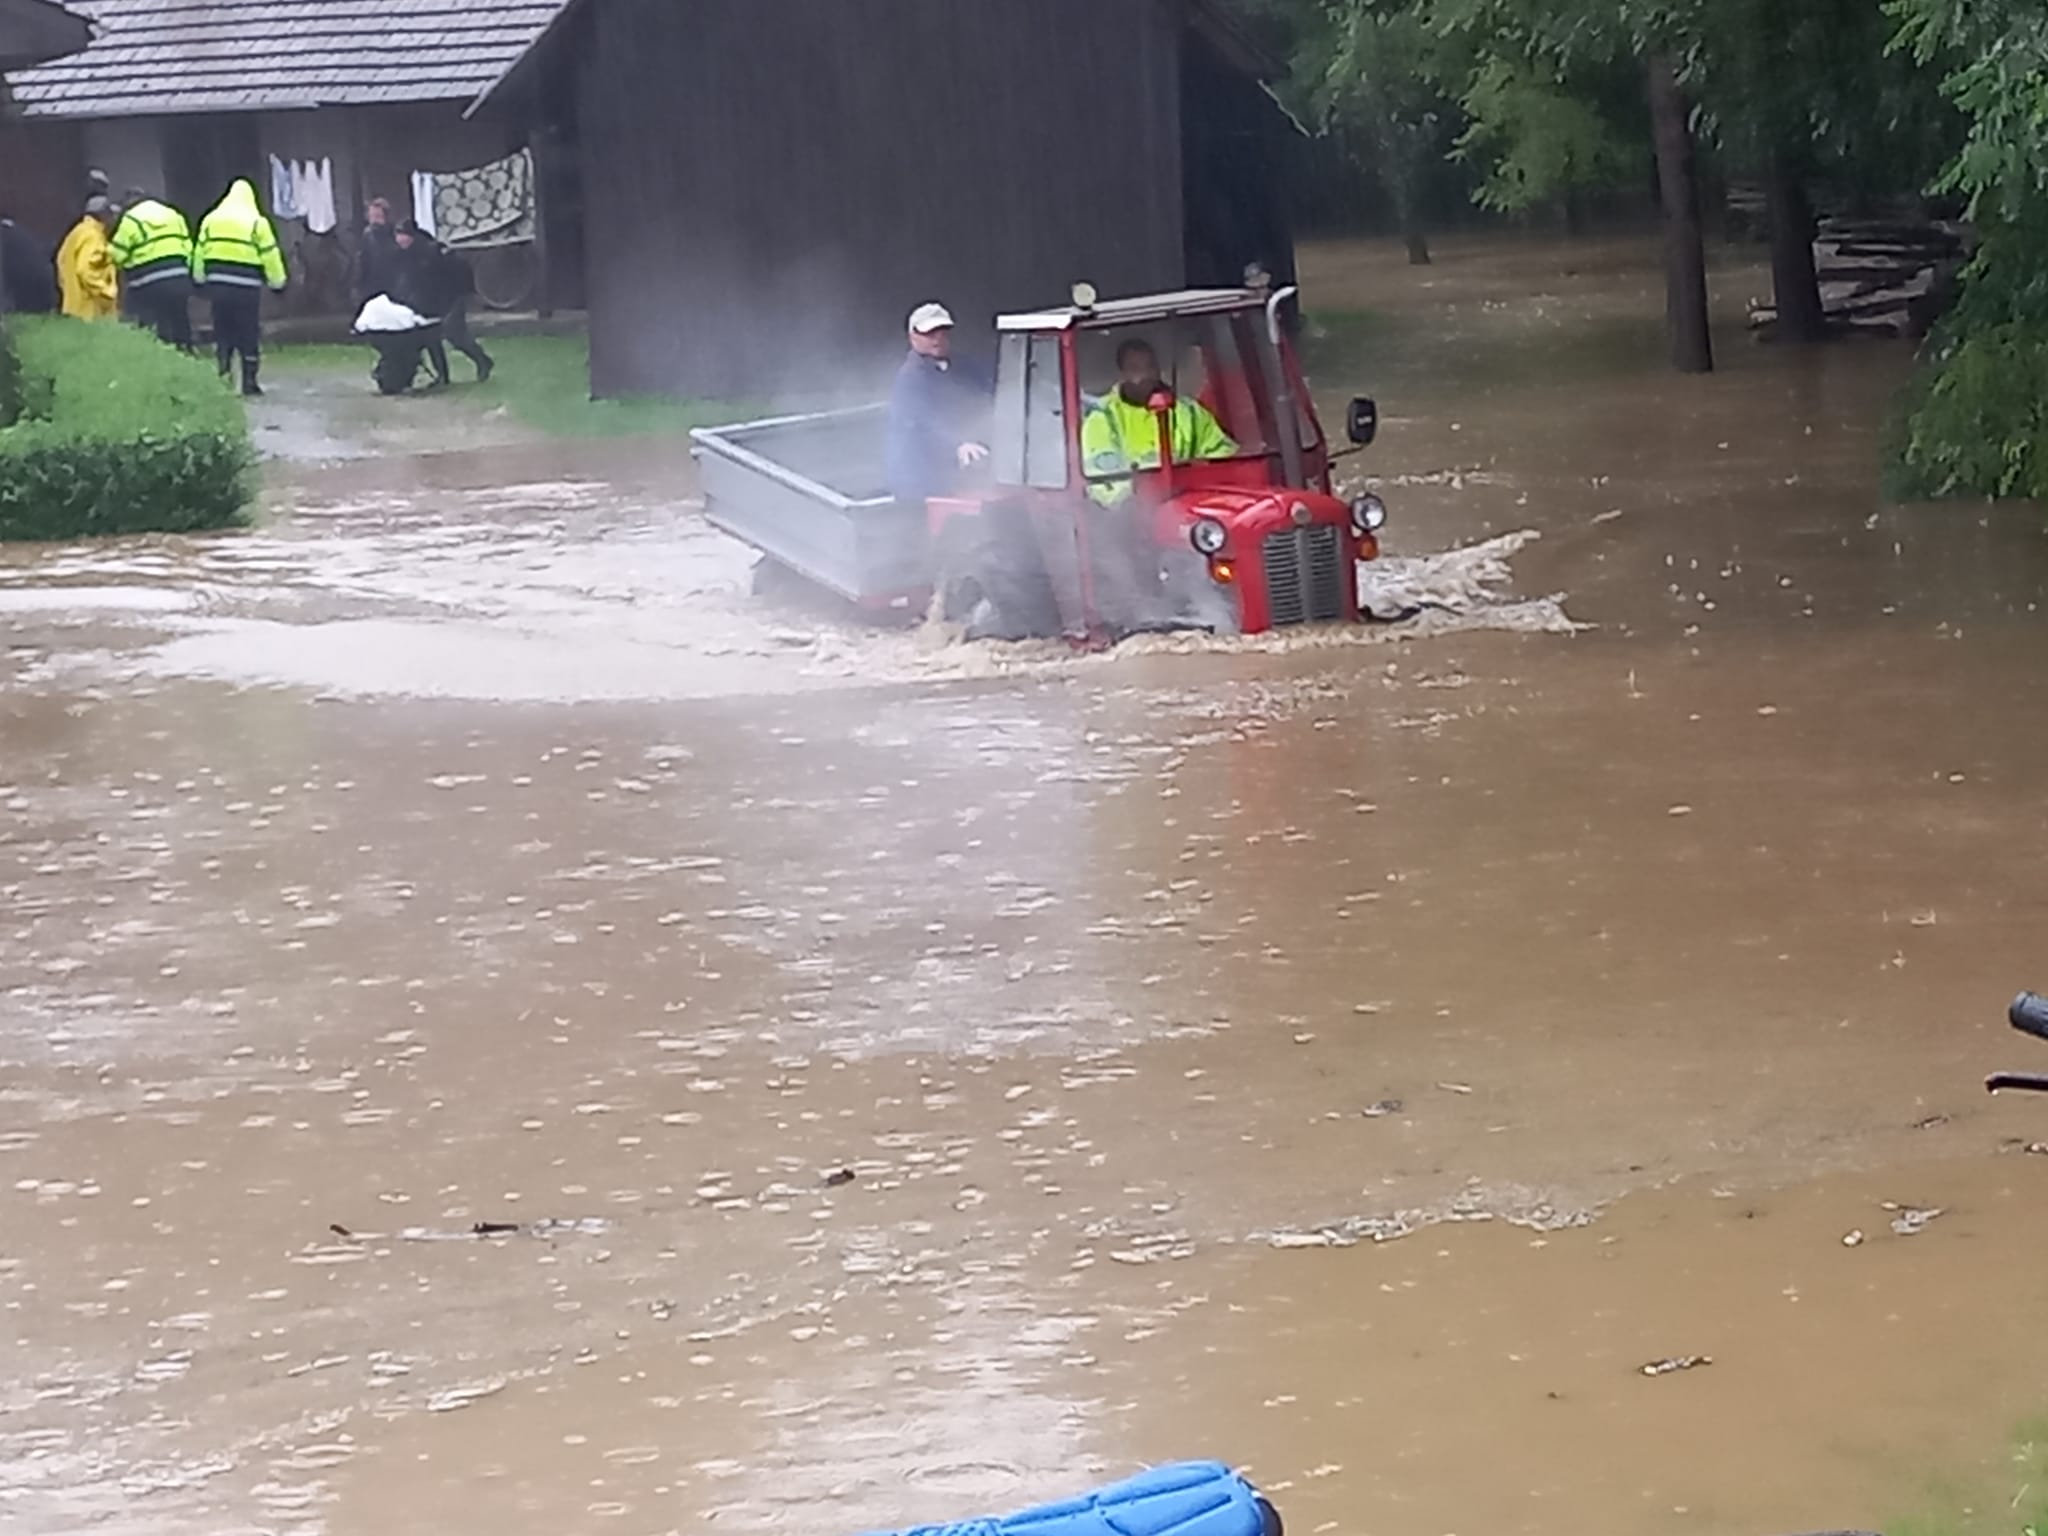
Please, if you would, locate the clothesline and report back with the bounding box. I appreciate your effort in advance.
[260,149,536,249]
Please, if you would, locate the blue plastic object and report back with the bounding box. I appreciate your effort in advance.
[875,1461,1273,1536]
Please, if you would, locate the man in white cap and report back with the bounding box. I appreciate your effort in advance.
[885,301,991,507]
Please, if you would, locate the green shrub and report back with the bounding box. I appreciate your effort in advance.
[0,316,254,542]
[1890,219,2048,501]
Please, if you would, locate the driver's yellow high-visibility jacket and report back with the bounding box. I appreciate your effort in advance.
[1082,392,1238,504]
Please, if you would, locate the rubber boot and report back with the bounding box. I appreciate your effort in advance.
[241,359,263,398]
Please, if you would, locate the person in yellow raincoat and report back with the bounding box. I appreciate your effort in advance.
[55,197,119,321]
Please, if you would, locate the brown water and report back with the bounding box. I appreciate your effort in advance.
[6,235,2048,1536]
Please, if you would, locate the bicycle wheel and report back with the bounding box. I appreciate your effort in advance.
[468,243,539,312]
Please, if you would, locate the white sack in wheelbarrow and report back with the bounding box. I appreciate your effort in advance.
[353,295,433,334]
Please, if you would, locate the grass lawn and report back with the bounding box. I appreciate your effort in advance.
[1886,1424,2048,1536]
[267,333,759,440]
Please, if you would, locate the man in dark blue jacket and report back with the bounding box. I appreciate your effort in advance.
[885,302,991,505]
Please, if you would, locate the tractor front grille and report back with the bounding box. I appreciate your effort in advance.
[1261,524,1348,626]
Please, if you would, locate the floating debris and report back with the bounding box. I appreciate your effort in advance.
[1261,1187,1597,1252]
[821,1168,857,1189]
[1910,1114,1951,1131]
[285,1355,351,1378]
[391,1217,611,1243]
[1886,1204,1944,1237]
[530,1217,611,1237]
[1361,1099,1404,1119]
[1842,1230,1865,1248]
[1640,1355,1711,1378]
[426,1380,506,1413]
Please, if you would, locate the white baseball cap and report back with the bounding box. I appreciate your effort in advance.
[908,302,955,334]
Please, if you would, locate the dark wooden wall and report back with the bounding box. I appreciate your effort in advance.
[0,116,83,237]
[573,0,1188,401]
[1182,31,1297,294]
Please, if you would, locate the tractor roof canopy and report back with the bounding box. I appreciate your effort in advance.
[997,288,1264,333]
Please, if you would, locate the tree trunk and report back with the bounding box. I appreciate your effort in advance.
[1646,53,1714,374]
[1380,123,1433,266]
[1765,150,1825,343]
[1562,187,1586,239]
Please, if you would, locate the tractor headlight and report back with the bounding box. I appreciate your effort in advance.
[1190,518,1229,557]
[1351,493,1388,534]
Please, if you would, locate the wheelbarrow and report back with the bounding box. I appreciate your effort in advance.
[352,293,444,397]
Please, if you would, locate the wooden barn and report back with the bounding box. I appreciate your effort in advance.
[0,0,87,72]
[0,0,578,315]
[475,0,1299,400]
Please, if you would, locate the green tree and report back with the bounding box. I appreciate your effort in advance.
[1433,0,1719,371]
[1239,0,1464,264]
[1889,0,2048,498]
[1300,0,1453,264]
[1696,0,1949,344]
[1452,52,1639,225]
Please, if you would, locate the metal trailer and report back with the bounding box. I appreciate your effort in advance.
[690,405,934,613]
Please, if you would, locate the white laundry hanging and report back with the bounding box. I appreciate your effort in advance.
[268,155,302,220]
[295,157,337,234]
[410,171,439,238]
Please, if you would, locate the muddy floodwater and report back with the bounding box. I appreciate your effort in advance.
[7,236,2048,1536]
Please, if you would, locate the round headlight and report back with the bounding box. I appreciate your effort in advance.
[1190,518,1228,557]
[1351,493,1388,533]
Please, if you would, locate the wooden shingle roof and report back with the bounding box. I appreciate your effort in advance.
[8,0,567,119]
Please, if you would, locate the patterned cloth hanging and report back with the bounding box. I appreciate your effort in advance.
[430,149,535,250]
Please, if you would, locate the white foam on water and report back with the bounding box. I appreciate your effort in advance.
[95,527,1571,703]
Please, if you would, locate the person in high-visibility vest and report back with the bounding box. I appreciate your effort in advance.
[1080,338,1238,507]
[55,197,119,322]
[109,187,195,350]
[192,179,287,397]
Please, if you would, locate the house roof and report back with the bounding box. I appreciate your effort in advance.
[7,0,568,119]
[0,0,90,72]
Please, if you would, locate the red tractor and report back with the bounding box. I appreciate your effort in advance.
[694,280,1386,641]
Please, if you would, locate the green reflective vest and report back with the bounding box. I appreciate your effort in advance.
[108,199,193,286]
[1081,392,1239,505]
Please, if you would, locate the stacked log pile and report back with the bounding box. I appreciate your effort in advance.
[1749,218,1970,339]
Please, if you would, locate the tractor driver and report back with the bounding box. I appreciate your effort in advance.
[1082,337,1237,505]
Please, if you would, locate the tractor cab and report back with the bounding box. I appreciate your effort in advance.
[949,281,1385,638]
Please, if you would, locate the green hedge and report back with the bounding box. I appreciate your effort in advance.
[0,316,255,542]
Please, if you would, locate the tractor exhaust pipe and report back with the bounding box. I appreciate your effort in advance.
[1266,283,1307,490]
